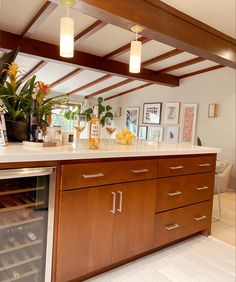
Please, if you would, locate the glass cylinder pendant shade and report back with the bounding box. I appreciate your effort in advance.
[129,40,142,73]
[60,16,74,58]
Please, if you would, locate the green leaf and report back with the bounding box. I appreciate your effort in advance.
[106,105,112,111]
[98,97,103,104]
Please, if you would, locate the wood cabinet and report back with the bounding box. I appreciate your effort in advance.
[112,180,156,263]
[56,186,115,282]
[54,154,216,281]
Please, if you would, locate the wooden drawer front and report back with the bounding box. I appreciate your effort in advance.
[61,162,115,190]
[156,173,214,212]
[154,201,211,247]
[158,155,215,177]
[117,160,157,182]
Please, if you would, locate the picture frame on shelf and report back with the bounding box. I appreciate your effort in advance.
[180,103,198,144]
[125,107,139,136]
[147,126,163,142]
[138,126,147,139]
[166,126,179,143]
[142,102,162,124]
[164,102,180,124]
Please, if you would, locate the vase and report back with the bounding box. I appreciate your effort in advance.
[5,119,30,142]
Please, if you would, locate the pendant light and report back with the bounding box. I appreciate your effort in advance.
[129,25,144,73]
[60,0,76,58]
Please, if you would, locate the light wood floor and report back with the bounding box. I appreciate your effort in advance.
[212,191,236,247]
[87,235,235,282]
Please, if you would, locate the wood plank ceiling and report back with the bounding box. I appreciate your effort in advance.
[0,0,234,101]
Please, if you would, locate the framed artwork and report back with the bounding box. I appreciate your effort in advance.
[143,103,162,124]
[166,126,179,143]
[147,126,163,142]
[164,102,180,124]
[208,103,217,118]
[180,104,198,144]
[138,126,147,139]
[125,107,139,136]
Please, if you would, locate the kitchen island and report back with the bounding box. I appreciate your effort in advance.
[0,141,220,282]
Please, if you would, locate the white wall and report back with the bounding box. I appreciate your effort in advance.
[106,67,236,189]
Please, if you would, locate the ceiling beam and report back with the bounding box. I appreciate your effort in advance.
[50,68,83,88]
[19,60,48,82]
[142,49,183,67]
[85,78,133,99]
[21,1,58,38]
[75,0,236,69]
[179,65,225,79]
[105,82,153,101]
[157,57,206,74]
[103,36,151,60]
[67,74,112,96]
[74,20,107,45]
[0,30,179,87]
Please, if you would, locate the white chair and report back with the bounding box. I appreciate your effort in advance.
[213,160,233,221]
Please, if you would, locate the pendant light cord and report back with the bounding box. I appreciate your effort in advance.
[135,31,138,41]
[66,6,69,17]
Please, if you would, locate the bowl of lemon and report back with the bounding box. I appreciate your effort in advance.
[115,129,135,145]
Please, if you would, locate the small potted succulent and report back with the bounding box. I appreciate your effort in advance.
[0,62,66,141]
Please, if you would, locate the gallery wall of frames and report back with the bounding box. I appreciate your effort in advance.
[125,102,198,144]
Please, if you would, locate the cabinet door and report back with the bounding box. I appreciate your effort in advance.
[56,186,115,282]
[112,180,156,263]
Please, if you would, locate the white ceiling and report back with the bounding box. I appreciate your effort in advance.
[161,0,236,38]
[0,0,233,101]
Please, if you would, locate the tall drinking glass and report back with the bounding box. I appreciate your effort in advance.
[73,115,87,149]
[105,117,116,148]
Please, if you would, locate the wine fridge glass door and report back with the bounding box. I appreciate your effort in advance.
[0,167,55,282]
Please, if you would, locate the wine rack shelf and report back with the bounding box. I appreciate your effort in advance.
[0,197,45,213]
[0,215,44,231]
[0,253,42,272]
[0,239,43,255]
[1,267,39,282]
[0,186,45,196]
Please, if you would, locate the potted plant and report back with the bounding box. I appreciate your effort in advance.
[83,97,113,126]
[0,62,66,141]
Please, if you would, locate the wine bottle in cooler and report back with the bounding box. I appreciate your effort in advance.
[29,93,40,142]
[89,106,100,150]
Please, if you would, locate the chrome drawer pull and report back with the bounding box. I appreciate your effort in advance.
[82,173,104,179]
[165,223,180,230]
[198,163,211,167]
[117,191,123,213]
[196,186,209,191]
[131,169,148,174]
[110,192,116,214]
[169,166,183,170]
[167,191,182,196]
[194,215,207,221]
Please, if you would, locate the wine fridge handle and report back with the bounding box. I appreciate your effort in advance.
[0,167,55,179]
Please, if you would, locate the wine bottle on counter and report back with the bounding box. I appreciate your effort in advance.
[29,93,40,142]
[89,106,100,150]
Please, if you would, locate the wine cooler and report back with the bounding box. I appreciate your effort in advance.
[0,167,56,282]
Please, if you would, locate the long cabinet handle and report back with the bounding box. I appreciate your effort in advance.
[165,223,180,231]
[194,215,207,221]
[110,192,116,214]
[82,173,104,179]
[196,186,209,191]
[167,191,182,196]
[198,163,211,167]
[131,169,148,174]
[169,166,183,170]
[117,191,123,213]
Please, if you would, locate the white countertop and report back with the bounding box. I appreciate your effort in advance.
[0,140,220,163]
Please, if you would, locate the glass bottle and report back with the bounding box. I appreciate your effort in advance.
[89,106,100,150]
[29,94,40,142]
